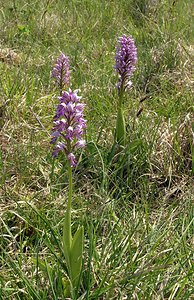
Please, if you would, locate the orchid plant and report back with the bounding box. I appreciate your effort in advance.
[51,54,86,298]
[114,34,137,146]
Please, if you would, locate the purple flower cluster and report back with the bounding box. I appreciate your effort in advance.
[51,89,86,167]
[115,34,137,90]
[52,53,70,92]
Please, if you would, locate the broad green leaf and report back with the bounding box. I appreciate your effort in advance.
[70,226,84,291]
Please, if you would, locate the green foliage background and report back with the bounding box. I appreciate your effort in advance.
[0,0,193,299]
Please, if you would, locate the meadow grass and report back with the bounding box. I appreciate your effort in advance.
[0,0,193,299]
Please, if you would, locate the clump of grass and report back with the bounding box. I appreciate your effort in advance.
[1,195,193,299]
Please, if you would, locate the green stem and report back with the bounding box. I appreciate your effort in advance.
[63,161,73,278]
[116,85,126,146]
[66,161,72,250]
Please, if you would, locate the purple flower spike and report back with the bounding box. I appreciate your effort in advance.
[52,53,70,93]
[51,89,87,167]
[115,34,137,90]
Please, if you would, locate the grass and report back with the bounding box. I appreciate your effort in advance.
[0,0,193,299]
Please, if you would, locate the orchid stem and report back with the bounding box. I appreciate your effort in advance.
[63,161,73,278]
[116,84,126,147]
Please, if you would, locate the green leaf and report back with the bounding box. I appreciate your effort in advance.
[31,257,49,273]
[70,226,84,292]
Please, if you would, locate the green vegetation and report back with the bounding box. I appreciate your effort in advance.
[0,0,193,299]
